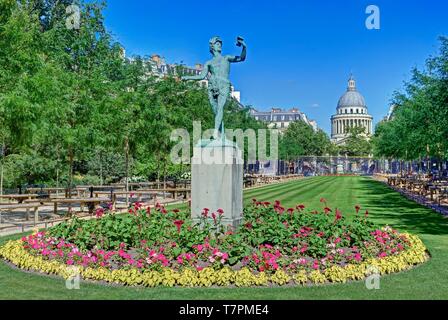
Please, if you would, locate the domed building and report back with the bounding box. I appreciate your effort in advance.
[331,75,373,145]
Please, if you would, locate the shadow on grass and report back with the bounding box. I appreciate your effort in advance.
[355,178,448,236]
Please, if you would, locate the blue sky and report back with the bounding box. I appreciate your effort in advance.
[104,0,447,135]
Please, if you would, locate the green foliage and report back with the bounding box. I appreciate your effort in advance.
[339,126,372,157]
[373,36,448,161]
[0,0,270,188]
[279,121,332,160]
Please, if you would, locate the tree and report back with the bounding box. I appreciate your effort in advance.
[373,36,448,168]
[339,126,372,157]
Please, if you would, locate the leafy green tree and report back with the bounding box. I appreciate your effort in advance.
[339,126,372,157]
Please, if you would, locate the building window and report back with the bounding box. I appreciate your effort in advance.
[351,109,353,114]
[356,109,359,114]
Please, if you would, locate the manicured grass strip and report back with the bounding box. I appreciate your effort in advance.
[1,176,448,299]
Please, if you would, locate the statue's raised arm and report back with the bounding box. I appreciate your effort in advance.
[228,37,247,63]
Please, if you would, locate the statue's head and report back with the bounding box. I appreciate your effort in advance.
[209,36,222,55]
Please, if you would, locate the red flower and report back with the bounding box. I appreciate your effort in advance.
[287,208,294,215]
[202,208,209,218]
[245,222,253,230]
[174,220,184,233]
[95,208,104,218]
[212,212,217,224]
[217,208,224,216]
[355,205,361,214]
[320,198,327,203]
[335,209,342,222]
[365,210,369,218]
[146,207,151,215]
[296,204,305,211]
[324,207,332,214]
[275,206,285,214]
[134,202,142,210]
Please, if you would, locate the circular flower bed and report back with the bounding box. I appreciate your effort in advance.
[0,199,429,287]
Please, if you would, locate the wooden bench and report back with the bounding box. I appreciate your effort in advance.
[50,197,110,216]
[0,203,42,225]
[0,194,39,204]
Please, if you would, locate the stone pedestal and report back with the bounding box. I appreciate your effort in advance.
[191,140,244,228]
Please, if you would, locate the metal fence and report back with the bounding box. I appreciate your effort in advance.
[245,156,376,176]
[245,157,448,177]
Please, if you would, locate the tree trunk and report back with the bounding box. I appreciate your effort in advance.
[125,137,129,207]
[163,160,167,191]
[99,151,104,186]
[68,148,74,199]
[1,141,4,196]
[56,167,59,196]
[156,152,161,189]
[0,161,3,197]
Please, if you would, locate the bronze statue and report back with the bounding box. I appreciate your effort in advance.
[182,36,247,141]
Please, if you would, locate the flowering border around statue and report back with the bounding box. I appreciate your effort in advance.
[0,235,428,287]
[0,200,429,287]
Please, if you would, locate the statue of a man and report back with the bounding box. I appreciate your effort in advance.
[182,36,247,140]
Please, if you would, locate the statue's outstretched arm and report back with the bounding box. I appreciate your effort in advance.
[181,63,209,81]
[228,40,247,63]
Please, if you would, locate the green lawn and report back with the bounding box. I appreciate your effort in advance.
[1,176,448,300]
